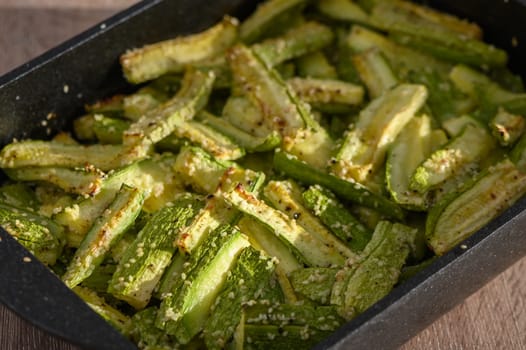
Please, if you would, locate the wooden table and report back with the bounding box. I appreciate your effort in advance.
[0,1,525,349]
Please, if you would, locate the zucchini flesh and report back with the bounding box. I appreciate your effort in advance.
[331,221,416,319]
[203,247,283,349]
[263,180,357,262]
[157,226,250,343]
[386,115,434,210]
[107,195,203,309]
[333,84,428,184]
[352,48,398,99]
[237,216,302,275]
[426,159,526,255]
[222,183,347,267]
[0,202,64,265]
[3,166,106,197]
[121,16,238,84]
[228,44,334,169]
[411,121,496,193]
[62,184,144,288]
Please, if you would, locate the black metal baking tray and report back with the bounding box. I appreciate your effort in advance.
[1,0,526,349]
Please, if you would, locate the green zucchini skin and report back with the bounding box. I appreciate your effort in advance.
[332,84,428,185]
[239,0,307,44]
[273,151,405,220]
[121,17,238,84]
[0,202,64,265]
[156,225,250,344]
[302,185,372,251]
[426,159,526,255]
[331,220,417,320]
[107,194,204,309]
[410,121,496,193]
[203,247,283,349]
[62,184,145,288]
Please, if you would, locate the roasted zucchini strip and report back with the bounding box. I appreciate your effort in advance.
[352,48,398,99]
[386,115,438,210]
[0,202,64,265]
[426,159,526,255]
[411,119,496,193]
[222,183,349,267]
[62,184,144,288]
[73,286,131,334]
[123,68,216,159]
[252,21,334,68]
[316,0,370,24]
[157,225,250,343]
[263,180,358,261]
[0,141,124,171]
[237,215,302,275]
[239,0,307,44]
[228,44,334,168]
[203,247,283,349]
[332,84,428,184]
[121,16,238,84]
[331,220,416,319]
[274,151,405,220]
[302,185,372,251]
[107,194,203,309]
[3,166,106,197]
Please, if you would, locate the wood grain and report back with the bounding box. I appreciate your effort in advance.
[0,1,525,349]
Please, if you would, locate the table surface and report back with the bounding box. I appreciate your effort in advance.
[1,1,525,349]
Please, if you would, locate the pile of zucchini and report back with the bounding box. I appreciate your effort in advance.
[1,0,526,348]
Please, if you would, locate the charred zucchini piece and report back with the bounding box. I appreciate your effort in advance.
[426,159,526,255]
[302,185,372,251]
[411,119,496,193]
[331,220,416,319]
[121,16,238,84]
[157,225,250,344]
[62,184,144,288]
[228,44,334,169]
[273,151,405,220]
[107,194,203,309]
[332,84,427,184]
[203,247,283,349]
[0,202,64,265]
[222,183,348,267]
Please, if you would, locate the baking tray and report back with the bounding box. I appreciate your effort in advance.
[1,0,526,349]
